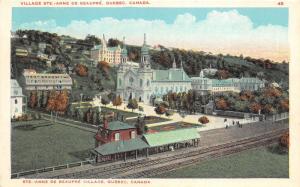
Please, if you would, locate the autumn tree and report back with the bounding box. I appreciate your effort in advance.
[154,105,166,116]
[280,132,289,148]
[216,69,230,79]
[75,63,88,77]
[46,91,57,120]
[264,87,282,97]
[279,99,289,112]
[112,95,122,109]
[127,99,138,112]
[98,61,110,79]
[55,90,69,114]
[215,98,229,110]
[199,116,209,124]
[240,90,254,101]
[249,102,262,113]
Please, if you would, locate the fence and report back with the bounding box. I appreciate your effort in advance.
[11,159,94,179]
[265,112,289,122]
[41,113,99,130]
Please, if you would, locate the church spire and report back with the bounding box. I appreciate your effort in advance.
[102,34,107,48]
[172,58,176,69]
[123,36,125,48]
[143,33,146,45]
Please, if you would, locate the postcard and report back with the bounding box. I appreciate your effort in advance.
[0,0,299,187]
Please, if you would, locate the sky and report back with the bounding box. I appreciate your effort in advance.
[12,8,289,62]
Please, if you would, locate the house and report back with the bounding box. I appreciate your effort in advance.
[90,34,122,65]
[92,128,200,163]
[49,54,57,61]
[22,69,72,93]
[95,120,137,147]
[38,42,47,51]
[15,47,28,57]
[11,79,25,118]
[37,51,48,60]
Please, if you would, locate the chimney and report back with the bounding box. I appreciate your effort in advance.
[103,117,108,129]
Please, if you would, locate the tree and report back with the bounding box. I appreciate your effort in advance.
[215,98,229,110]
[46,90,57,120]
[127,99,138,112]
[216,69,230,79]
[165,110,174,117]
[28,91,38,108]
[199,116,209,124]
[279,99,289,112]
[280,132,289,148]
[112,95,122,109]
[55,90,69,114]
[155,105,166,116]
[101,95,110,106]
[249,102,262,113]
[75,63,88,77]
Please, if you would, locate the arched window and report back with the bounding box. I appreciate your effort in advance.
[115,133,120,141]
[140,79,143,87]
[147,80,150,87]
[15,99,17,104]
[129,77,134,86]
[119,78,122,86]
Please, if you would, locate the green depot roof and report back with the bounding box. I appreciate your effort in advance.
[153,69,192,82]
[94,138,149,155]
[143,128,200,147]
[100,121,136,131]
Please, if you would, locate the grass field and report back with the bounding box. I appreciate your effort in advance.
[154,146,289,178]
[125,116,170,125]
[149,121,202,132]
[101,106,139,118]
[11,120,95,173]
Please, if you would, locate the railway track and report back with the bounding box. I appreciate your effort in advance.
[47,128,287,179]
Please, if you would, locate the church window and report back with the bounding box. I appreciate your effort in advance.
[15,99,17,104]
[119,79,122,86]
[140,79,143,87]
[129,77,134,86]
[147,80,150,87]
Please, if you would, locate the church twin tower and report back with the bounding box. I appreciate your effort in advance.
[116,34,153,103]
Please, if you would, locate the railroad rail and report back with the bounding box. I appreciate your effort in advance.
[35,128,287,179]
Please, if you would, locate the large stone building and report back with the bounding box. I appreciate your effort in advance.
[116,34,192,103]
[90,34,122,66]
[11,79,24,118]
[21,69,72,93]
[191,70,265,94]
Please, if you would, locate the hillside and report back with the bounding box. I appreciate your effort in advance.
[11,30,289,94]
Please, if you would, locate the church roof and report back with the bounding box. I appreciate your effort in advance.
[153,69,192,82]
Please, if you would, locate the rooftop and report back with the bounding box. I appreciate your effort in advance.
[94,137,149,155]
[100,121,136,131]
[143,128,200,147]
[153,69,192,82]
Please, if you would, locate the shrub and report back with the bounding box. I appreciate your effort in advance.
[199,116,209,124]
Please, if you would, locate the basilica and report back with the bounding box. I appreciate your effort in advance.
[116,34,192,104]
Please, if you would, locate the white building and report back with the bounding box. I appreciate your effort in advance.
[22,69,73,92]
[191,70,265,94]
[116,34,192,103]
[11,79,24,118]
[90,34,122,66]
